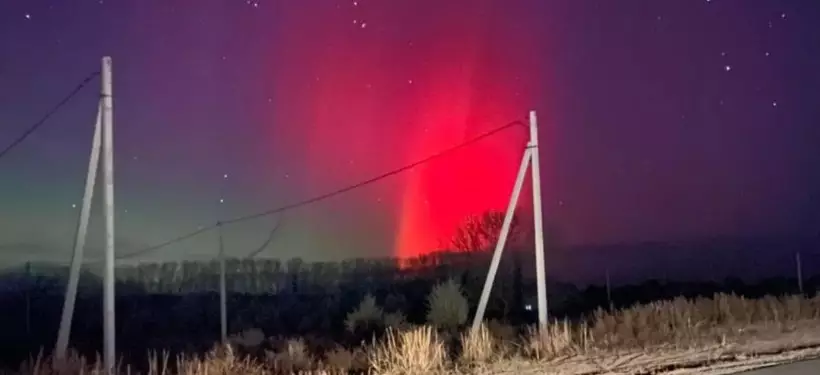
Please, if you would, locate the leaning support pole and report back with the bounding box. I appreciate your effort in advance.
[529,110,549,328]
[55,108,102,360]
[471,148,531,334]
[100,56,117,374]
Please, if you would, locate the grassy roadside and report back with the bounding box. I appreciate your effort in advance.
[18,292,820,375]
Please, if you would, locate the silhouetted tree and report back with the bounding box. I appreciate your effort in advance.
[449,210,525,252]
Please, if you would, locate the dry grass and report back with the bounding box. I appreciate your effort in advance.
[15,293,820,375]
[460,324,496,364]
[323,346,368,373]
[369,326,448,375]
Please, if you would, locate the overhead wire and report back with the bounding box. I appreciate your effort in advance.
[115,119,526,261]
[244,216,285,259]
[0,72,100,162]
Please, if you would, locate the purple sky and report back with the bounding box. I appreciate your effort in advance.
[1,1,818,279]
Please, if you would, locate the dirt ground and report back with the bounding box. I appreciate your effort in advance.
[476,320,820,375]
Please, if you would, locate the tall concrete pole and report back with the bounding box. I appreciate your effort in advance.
[101,56,117,374]
[529,110,549,328]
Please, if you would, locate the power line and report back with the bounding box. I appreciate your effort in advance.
[116,119,526,260]
[95,215,284,263]
[245,216,285,259]
[0,72,100,162]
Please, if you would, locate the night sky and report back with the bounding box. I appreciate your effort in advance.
[1,1,819,278]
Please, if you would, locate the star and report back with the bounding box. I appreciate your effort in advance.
[223,173,229,179]
[219,198,224,204]
[764,52,770,57]
[71,203,77,209]
[772,101,778,107]
[360,22,367,29]
[24,14,31,20]
[724,65,732,72]
[407,79,413,84]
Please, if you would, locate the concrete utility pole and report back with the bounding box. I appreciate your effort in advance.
[55,57,117,368]
[796,252,804,295]
[472,110,549,334]
[529,110,548,327]
[101,56,117,374]
[606,268,613,310]
[218,222,228,343]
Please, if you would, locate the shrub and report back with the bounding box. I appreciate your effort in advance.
[426,279,469,331]
[228,328,265,349]
[345,293,384,333]
[265,338,313,373]
[384,311,410,331]
[324,346,368,373]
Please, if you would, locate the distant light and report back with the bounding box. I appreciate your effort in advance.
[525,304,533,311]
